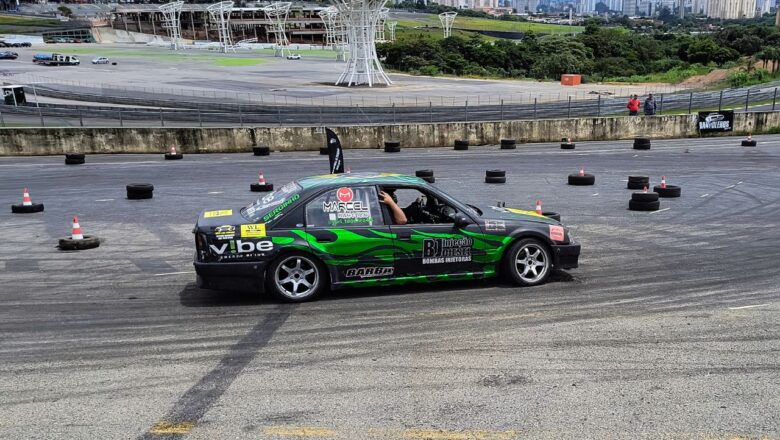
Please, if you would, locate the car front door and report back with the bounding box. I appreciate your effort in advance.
[304,185,396,286]
[387,187,486,278]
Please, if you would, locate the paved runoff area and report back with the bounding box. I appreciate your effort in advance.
[1,135,778,440]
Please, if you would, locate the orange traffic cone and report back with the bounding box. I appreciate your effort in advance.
[660,176,667,189]
[71,216,84,240]
[346,167,351,174]
[22,187,32,206]
[170,146,177,155]
[258,171,266,184]
[535,199,542,215]
[747,133,752,142]
[643,185,648,193]
[567,137,572,144]
[579,167,585,177]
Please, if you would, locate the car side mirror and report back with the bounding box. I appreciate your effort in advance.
[454,214,471,227]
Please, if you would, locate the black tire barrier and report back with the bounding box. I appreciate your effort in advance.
[319,146,329,155]
[567,174,595,185]
[485,169,506,178]
[627,175,649,190]
[11,203,44,213]
[560,142,575,150]
[250,182,274,192]
[126,183,154,200]
[65,153,85,165]
[629,199,661,211]
[58,235,100,251]
[654,185,681,198]
[384,140,401,153]
[165,153,183,160]
[485,176,506,184]
[415,169,435,183]
[741,140,757,147]
[634,138,651,149]
[500,139,516,150]
[543,211,561,221]
[253,145,270,156]
[631,191,659,203]
[454,139,469,150]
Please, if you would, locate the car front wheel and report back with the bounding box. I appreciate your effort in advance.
[267,253,325,302]
[503,238,552,287]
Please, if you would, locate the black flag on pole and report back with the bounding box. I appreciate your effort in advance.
[325,128,344,174]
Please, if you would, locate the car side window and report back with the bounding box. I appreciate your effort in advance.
[389,188,460,225]
[306,186,385,228]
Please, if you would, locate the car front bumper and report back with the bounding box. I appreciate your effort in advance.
[552,241,580,269]
[193,260,267,292]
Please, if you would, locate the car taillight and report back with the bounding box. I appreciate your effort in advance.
[196,233,208,261]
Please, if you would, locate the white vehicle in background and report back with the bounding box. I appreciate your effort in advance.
[92,56,109,64]
[286,54,301,60]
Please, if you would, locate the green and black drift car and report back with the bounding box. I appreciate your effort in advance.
[194,173,580,302]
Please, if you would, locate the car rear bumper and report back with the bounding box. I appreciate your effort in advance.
[193,260,267,292]
[552,242,580,269]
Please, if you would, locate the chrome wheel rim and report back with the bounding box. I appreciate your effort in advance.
[275,256,318,298]
[514,243,549,284]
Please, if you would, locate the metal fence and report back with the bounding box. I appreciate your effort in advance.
[0,82,778,128]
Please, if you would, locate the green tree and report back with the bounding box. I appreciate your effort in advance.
[57,5,72,17]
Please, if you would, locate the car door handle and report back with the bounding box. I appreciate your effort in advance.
[316,236,336,243]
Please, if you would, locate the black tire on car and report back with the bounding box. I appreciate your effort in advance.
[502,238,553,287]
[267,253,326,302]
[654,185,681,197]
[126,183,154,200]
[628,199,661,211]
[11,203,44,213]
[543,211,561,221]
[65,154,85,165]
[500,139,516,149]
[741,140,757,147]
[384,140,401,153]
[250,183,274,192]
[58,235,101,251]
[631,191,659,203]
[567,174,595,185]
[253,145,270,156]
[454,139,469,150]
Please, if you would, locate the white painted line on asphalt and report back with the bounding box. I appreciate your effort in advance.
[592,193,599,196]
[207,191,224,194]
[650,208,670,214]
[728,304,769,310]
[700,194,710,198]
[153,271,195,277]
[725,184,736,189]
[95,198,114,202]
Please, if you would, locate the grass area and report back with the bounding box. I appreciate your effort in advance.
[0,15,61,27]
[211,57,269,66]
[604,64,714,84]
[393,27,497,42]
[42,46,280,66]
[395,15,582,35]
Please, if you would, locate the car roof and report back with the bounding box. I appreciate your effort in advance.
[297,172,426,189]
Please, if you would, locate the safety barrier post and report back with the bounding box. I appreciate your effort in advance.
[659,94,664,115]
[500,99,504,121]
[688,92,693,114]
[38,107,44,127]
[533,97,537,120]
[392,103,396,124]
[0,111,4,127]
[79,109,83,127]
[238,104,243,127]
[464,100,468,123]
[198,108,203,127]
[429,101,433,124]
[774,88,778,111]
[744,89,750,112]
[567,96,571,118]
[159,108,164,127]
[597,95,601,117]
[718,90,723,112]
[118,109,123,127]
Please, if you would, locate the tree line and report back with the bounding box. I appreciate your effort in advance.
[377,21,780,82]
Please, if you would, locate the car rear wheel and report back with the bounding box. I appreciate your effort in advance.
[268,253,325,302]
[503,238,552,287]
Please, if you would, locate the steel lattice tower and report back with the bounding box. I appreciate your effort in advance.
[439,11,456,38]
[386,20,397,42]
[333,0,391,87]
[207,1,235,53]
[264,2,291,58]
[159,1,184,51]
[318,6,346,61]
[374,7,389,43]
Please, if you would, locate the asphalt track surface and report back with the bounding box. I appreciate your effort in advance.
[0,135,778,440]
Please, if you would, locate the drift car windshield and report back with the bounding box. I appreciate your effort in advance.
[241,181,303,222]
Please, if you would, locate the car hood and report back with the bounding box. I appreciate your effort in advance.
[477,205,558,224]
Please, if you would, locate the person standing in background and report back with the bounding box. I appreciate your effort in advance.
[644,93,657,116]
[627,95,640,116]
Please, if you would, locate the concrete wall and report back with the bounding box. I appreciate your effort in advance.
[1,112,776,156]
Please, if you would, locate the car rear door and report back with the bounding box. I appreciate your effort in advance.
[303,185,396,285]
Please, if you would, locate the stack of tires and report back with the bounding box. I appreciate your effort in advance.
[65,154,85,165]
[454,139,469,151]
[253,144,270,156]
[500,139,516,150]
[633,138,651,150]
[567,172,595,186]
[627,175,649,190]
[415,169,435,183]
[126,183,154,200]
[629,191,660,211]
[560,138,575,150]
[384,140,401,153]
[485,170,505,184]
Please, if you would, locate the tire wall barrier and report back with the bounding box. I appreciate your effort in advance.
[0,112,778,156]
